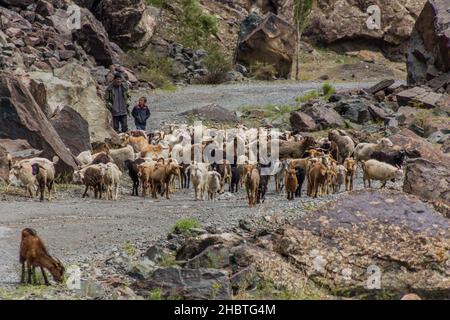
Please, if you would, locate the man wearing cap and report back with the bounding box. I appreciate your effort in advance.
[105,73,130,133]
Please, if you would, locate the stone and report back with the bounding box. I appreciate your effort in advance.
[29,62,118,142]
[403,158,450,206]
[49,106,91,156]
[289,111,317,132]
[0,139,42,159]
[179,104,240,124]
[0,72,78,174]
[0,145,9,182]
[407,0,450,85]
[367,79,395,95]
[389,128,450,164]
[133,267,232,300]
[127,258,158,280]
[236,13,295,79]
[302,101,346,129]
[334,98,373,124]
[185,245,231,269]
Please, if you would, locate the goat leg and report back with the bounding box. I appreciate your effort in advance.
[20,262,25,284]
[27,262,32,284]
[41,267,50,286]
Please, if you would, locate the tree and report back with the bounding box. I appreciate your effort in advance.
[293,0,314,80]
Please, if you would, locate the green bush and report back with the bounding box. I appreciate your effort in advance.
[197,47,231,84]
[147,0,166,7]
[321,83,336,99]
[249,61,278,80]
[296,90,319,103]
[171,218,201,236]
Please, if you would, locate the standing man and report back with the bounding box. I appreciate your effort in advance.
[131,97,151,131]
[105,73,130,133]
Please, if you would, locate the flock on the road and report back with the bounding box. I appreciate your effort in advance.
[6,124,406,208]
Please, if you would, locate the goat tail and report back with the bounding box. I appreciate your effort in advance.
[52,156,60,165]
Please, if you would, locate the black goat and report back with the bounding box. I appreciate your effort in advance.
[295,166,306,198]
[371,150,406,168]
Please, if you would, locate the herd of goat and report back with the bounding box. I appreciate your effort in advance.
[6,124,406,207]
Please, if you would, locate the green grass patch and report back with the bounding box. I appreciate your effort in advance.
[296,83,336,103]
[171,218,202,236]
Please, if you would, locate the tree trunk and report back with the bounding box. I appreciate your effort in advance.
[295,27,301,81]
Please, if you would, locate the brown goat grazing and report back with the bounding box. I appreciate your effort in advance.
[150,161,181,199]
[308,163,328,198]
[285,169,298,201]
[344,158,357,191]
[244,164,260,208]
[20,228,65,285]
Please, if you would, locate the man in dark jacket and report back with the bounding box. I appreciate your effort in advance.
[131,97,151,131]
[105,73,130,133]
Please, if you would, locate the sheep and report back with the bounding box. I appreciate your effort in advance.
[344,158,357,191]
[363,159,404,189]
[109,145,135,171]
[91,152,113,165]
[308,162,327,198]
[328,130,355,164]
[190,162,208,201]
[31,163,54,201]
[20,228,65,285]
[244,164,260,208]
[230,166,240,193]
[371,150,406,168]
[76,150,93,167]
[82,165,105,199]
[150,161,181,199]
[353,138,394,163]
[206,171,222,201]
[103,163,122,201]
[285,169,298,201]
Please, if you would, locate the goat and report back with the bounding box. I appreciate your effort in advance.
[109,145,135,171]
[371,150,406,168]
[138,162,155,197]
[91,142,109,154]
[328,130,355,164]
[31,164,53,201]
[103,163,122,201]
[124,159,140,196]
[257,174,270,204]
[308,162,327,198]
[285,169,298,201]
[91,152,113,165]
[82,165,105,199]
[295,166,306,197]
[20,228,65,285]
[150,161,181,199]
[190,162,209,201]
[230,166,240,193]
[244,164,260,208]
[353,138,394,163]
[344,158,357,191]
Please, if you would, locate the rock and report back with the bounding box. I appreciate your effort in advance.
[290,111,317,132]
[72,7,120,67]
[334,98,373,123]
[407,0,450,85]
[0,146,9,182]
[302,101,345,129]
[133,267,232,300]
[394,106,420,127]
[179,104,240,124]
[273,189,450,298]
[305,0,426,60]
[389,129,450,164]
[230,265,259,291]
[396,87,449,110]
[0,72,78,174]
[0,139,42,159]
[236,13,295,79]
[77,279,106,299]
[145,243,171,263]
[29,62,118,142]
[176,233,243,261]
[185,245,231,269]
[401,293,422,300]
[368,104,389,121]
[49,106,91,156]
[403,158,450,207]
[127,258,158,280]
[441,140,450,153]
[367,79,395,95]
[94,0,159,49]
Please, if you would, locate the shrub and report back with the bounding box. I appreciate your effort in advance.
[249,61,278,80]
[171,218,201,236]
[296,90,319,103]
[147,0,166,8]
[196,47,231,84]
[321,83,336,98]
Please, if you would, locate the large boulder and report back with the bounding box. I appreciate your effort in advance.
[0,145,10,182]
[304,0,426,60]
[133,267,232,300]
[0,138,43,159]
[94,0,159,49]
[49,106,91,155]
[302,101,346,129]
[290,111,317,132]
[403,158,450,208]
[274,190,450,298]
[389,128,450,164]
[407,0,450,85]
[72,7,120,67]
[29,62,118,143]
[0,72,78,173]
[236,13,295,78]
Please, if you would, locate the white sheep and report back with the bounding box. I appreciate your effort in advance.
[76,150,93,167]
[206,171,222,201]
[190,162,209,201]
[363,159,403,189]
[109,145,135,171]
[102,163,122,201]
[354,138,394,163]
